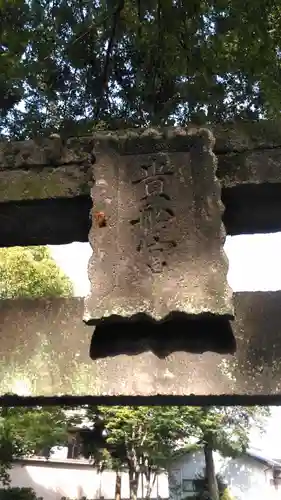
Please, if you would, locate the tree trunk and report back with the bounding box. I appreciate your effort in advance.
[129,469,139,500]
[145,470,156,499]
[126,441,140,500]
[204,441,219,500]
[115,469,121,500]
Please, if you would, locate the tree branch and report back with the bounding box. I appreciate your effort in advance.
[94,0,125,122]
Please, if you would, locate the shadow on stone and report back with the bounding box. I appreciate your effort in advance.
[89,313,236,360]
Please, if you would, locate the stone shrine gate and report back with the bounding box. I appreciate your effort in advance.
[1,121,281,405]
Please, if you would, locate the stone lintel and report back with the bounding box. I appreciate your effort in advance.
[1,124,281,204]
[1,119,281,169]
[0,293,281,397]
[1,126,281,246]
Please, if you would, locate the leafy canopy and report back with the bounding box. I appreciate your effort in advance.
[188,406,269,457]
[0,246,73,299]
[75,405,201,477]
[0,404,269,494]
[0,406,71,486]
[76,405,269,467]
[2,0,281,139]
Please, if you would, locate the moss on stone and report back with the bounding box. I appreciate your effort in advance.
[0,167,91,202]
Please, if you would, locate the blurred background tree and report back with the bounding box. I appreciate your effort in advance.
[1,0,281,140]
[0,246,73,299]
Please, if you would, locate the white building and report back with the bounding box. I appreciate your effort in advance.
[7,456,169,500]
[169,448,281,500]
[5,445,281,500]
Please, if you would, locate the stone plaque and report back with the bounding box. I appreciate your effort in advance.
[84,128,233,324]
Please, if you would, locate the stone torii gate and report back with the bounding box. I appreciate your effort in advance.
[1,121,281,405]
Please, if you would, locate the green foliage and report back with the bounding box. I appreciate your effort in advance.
[185,406,268,500]
[2,0,281,139]
[0,405,268,497]
[0,246,73,299]
[81,406,198,467]
[0,405,269,496]
[181,407,269,500]
[73,406,268,499]
[75,406,200,499]
[0,487,42,500]
[0,406,71,486]
[187,406,269,457]
[220,488,235,500]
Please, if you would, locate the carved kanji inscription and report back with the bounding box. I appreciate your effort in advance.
[130,153,176,273]
[84,128,233,324]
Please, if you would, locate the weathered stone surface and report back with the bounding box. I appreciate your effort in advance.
[84,128,233,323]
[0,122,281,203]
[217,148,281,187]
[91,121,281,154]
[0,134,95,202]
[1,120,281,168]
[0,166,93,202]
[1,293,281,397]
[2,147,281,203]
[2,124,281,247]
[0,135,94,169]
[1,123,281,204]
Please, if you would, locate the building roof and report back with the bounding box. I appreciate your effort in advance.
[12,442,281,470]
[173,444,281,470]
[247,450,281,469]
[13,456,95,468]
